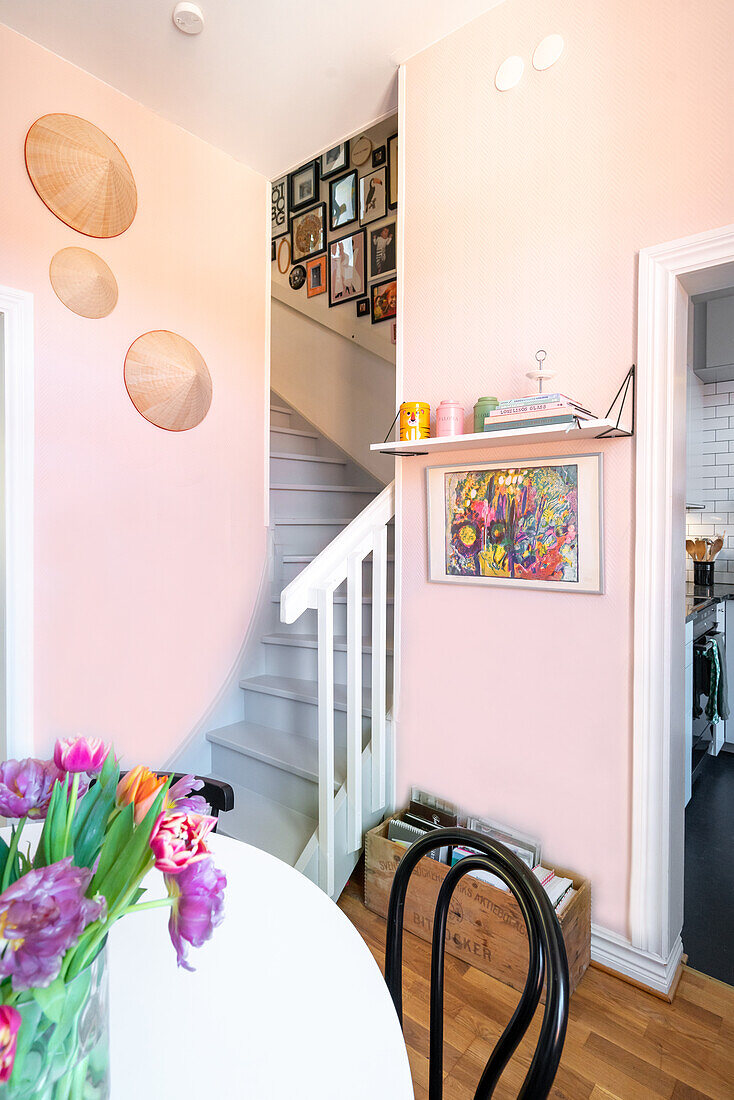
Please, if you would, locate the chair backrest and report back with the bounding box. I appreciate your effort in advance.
[116,771,234,828]
[384,827,569,1100]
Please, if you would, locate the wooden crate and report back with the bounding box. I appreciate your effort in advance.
[364,816,590,998]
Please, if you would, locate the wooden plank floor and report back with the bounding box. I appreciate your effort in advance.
[338,874,734,1099]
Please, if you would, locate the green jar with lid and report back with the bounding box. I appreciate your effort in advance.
[473,396,499,432]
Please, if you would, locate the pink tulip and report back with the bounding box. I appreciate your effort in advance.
[54,736,109,775]
[149,810,216,874]
[0,1005,21,1083]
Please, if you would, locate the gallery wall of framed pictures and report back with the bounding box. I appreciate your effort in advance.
[270,116,398,331]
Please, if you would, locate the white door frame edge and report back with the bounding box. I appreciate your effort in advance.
[631,223,734,976]
[0,285,34,760]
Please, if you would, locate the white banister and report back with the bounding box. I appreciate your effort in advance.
[280,480,395,895]
[346,551,363,853]
[317,584,336,896]
[371,524,388,812]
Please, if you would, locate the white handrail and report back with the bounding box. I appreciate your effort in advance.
[280,479,395,894]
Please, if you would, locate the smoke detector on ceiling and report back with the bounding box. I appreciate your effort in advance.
[172,2,204,35]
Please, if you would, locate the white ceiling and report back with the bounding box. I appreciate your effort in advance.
[0,0,503,179]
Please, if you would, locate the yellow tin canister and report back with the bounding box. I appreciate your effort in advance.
[399,401,431,442]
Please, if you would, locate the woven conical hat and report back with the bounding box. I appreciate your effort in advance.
[49,247,118,318]
[124,330,212,432]
[26,114,137,238]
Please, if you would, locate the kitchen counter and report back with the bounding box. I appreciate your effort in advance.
[686,581,734,621]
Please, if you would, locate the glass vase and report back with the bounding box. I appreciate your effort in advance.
[1,948,109,1100]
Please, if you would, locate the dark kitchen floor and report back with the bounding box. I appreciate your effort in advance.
[683,750,734,985]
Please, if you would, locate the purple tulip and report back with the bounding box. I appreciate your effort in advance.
[54,736,109,775]
[0,758,67,820]
[0,858,106,991]
[164,856,226,971]
[166,774,211,817]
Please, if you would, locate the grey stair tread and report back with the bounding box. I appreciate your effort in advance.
[275,517,359,525]
[207,720,344,787]
[213,781,316,866]
[271,594,394,604]
[270,426,318,439]
[270,452,346,465]
[282,553,395,563]
[262,632,393,655]
[239,674,376,715]
[270,404,291,415]
[270,483,376,493]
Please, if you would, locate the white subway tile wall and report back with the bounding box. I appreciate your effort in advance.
[687,380,734,581]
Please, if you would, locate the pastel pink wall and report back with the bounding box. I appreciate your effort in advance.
[0,25,268,766]
[399,0,734,933]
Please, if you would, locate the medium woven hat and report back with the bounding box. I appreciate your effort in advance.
[26,114,137,238]
[49,247,118,318]
[124,330,212,432]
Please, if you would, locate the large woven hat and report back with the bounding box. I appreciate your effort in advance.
[25,114,137,238]
[49,247,118,318]
[124,330,212,432]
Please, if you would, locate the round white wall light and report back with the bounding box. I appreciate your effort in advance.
[495,55,525,91]
[172,2,204,35]
[532,34,564,71]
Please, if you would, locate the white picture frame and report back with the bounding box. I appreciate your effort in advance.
[426,453,604,593]
[271,176,289,239]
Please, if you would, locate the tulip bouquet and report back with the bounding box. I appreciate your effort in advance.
[0,737,226,1099]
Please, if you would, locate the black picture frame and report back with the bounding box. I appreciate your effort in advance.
[370,276,397,324]
[320,141,350,180]
[372,145,386,168]
[329,170,357,232]
[289,264,307,290]
[387,132,398,210]
[271,240,276,262]
[356,298,370,318]
[290,202,326,263]
[289,160,319,212]
[359,167,387,226]
[368,219,396,280]
[271,175,290,238]
[328,228,367,308]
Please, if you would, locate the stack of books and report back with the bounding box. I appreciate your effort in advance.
[533,865,576,912]
[483,392,594,433]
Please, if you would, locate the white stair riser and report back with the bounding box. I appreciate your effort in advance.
[276,600,394,637]
[270,455,347,486]
[279,556,395,592]
[271,488,374,521]
[242,688,372,742]
[270,409,292,428]
[264,641,393,684]
[270,427,319,455]
[275,522,395,557]
[210,741,319,819]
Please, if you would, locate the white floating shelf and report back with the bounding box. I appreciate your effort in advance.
[371,418,628,456]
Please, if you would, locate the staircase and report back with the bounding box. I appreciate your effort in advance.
[206,394,394,897]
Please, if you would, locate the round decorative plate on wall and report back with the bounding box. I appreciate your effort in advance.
[49,247,118,318]
[289,264,306,290]
[25,114,137,238]
[124,330,212,432]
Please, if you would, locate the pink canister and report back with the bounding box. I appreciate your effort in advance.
[435,400,464,437]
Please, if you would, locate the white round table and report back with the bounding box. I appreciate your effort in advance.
[108,832,414,1098]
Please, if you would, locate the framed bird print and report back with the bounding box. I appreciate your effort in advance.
[359,168,386,225]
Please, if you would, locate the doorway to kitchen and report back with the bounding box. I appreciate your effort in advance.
[632,225,734,996]
[683,282,734,982]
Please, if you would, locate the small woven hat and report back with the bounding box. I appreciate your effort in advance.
[49,247,118,318]
[26,114,137,238]
[124,330,212,432]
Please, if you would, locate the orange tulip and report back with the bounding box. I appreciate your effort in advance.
[116,765,167,825]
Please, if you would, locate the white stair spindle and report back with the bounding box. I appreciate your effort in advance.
[346,551,363,852]
[317,584,336,895]
[371,524,388,811]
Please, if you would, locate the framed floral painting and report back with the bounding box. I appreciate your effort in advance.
[426,454,604,593]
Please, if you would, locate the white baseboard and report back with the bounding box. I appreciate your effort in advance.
[591,924,684,998]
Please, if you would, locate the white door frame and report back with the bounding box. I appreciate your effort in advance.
[0,285,34,760]
[631,224,734,979]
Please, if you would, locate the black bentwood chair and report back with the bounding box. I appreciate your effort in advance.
[117,772,234,831]
[384,827,570,1100]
